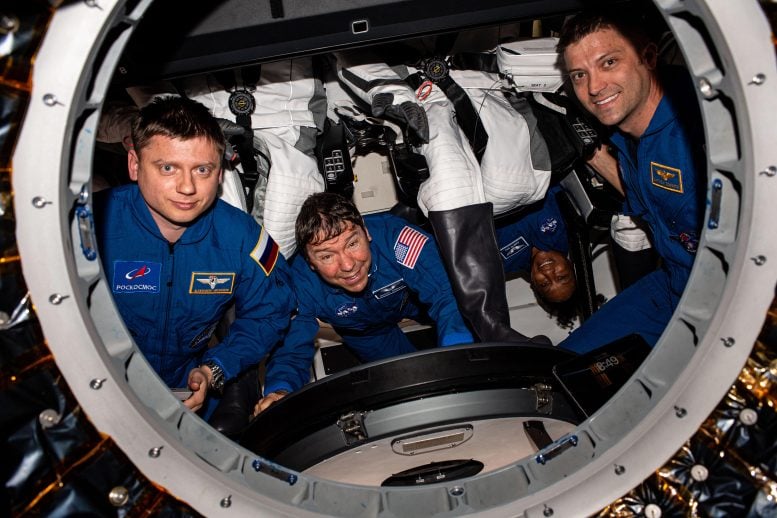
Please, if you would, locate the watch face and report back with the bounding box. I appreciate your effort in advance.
[424,57,449,82]
[228,89,256,116]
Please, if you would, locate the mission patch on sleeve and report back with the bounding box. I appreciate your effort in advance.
[250,227,280,276]
[394,226,428,269]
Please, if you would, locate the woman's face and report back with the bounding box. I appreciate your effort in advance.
[530,249,576,303]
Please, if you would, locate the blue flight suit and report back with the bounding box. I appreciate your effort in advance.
[560,70,705,354]
[495,187,569,274]
[95,184,297,415]
[264,213,474,394]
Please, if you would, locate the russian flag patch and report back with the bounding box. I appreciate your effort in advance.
[250,228,280,276]
[394,226,428,269]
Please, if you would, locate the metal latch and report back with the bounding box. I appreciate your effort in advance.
[337,411,368,446]
[75,185,97,261]
[708,177,723,229]
[533,382,553,414]
[535,434,579,465]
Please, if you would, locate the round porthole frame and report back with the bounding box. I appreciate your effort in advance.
[11,0,777,515]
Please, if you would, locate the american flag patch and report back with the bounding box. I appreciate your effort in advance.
[394,226,428,269]
[250,228,280,276]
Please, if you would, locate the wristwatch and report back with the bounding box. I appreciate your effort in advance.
[201,360,225,393]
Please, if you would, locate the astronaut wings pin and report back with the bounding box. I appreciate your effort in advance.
[198,275,231,290]
[189,272,236,294]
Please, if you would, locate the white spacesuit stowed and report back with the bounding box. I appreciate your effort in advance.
[333,54,551,216]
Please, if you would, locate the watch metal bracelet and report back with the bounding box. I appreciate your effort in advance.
[202,360,225,393]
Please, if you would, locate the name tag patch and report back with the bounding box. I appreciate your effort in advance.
[500,236,529,260]
[651,162,683,193]
[336,302,359,318]
[189,272,236,294]
[373,279,407,299]
[112,261,162,294]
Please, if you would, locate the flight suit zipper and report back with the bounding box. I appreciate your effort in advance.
[160,241,175,382]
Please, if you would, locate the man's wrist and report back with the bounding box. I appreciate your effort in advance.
[201,360,225,393]
[264,382,293,396]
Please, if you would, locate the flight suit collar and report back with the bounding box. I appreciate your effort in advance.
[640,94,675,139]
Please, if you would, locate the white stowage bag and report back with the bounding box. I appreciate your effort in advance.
[496,37,565,93]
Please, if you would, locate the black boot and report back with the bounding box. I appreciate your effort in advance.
[428,203,543,344]
[208,367,260,438]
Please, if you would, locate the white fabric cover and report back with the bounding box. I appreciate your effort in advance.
[610,213,653,252]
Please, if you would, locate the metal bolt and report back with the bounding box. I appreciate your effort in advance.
[614,464,625,475]
[543,505,554,517]
[148,446,163,458]
[84,0,103,8]
[42,93,60,107]
[108,486,129,507]
[644,503,663,518]
[739,407,759,426]
[674,406,687,418]
[698,77,714,98]
[690,464,709,482]
[48,293,68,305]
[449,486,465,497]
[39,409,62,428]
[759,165,777,177]
[220,495,232,508]
[252,459,262,471]
[118,66,128,75]
[749,73,766,85]
[720,337,735,348]
[89,378,105,390]
[751,255,767,266]
[32,196,52,208]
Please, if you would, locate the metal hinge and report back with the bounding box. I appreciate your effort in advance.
[337,411,368,446]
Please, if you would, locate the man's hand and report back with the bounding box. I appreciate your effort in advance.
[253,390,289,416]
[183,365,212,412]
[587,144,624,195]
